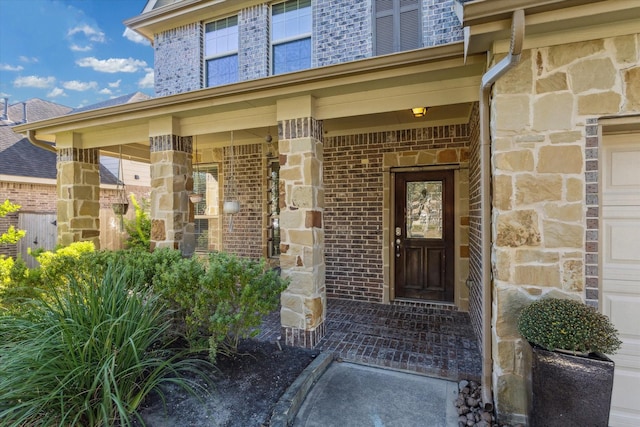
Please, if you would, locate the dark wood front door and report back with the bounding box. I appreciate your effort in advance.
[394,170,454,302]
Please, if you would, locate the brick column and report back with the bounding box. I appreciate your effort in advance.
[149,135,194,254]
[56,147,101,247]
[279,117,326,348]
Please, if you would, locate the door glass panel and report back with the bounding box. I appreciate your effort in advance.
[406,181,443,239]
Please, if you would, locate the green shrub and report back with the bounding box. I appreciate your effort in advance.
[517,297,622,355]
[0,263,210,426]
[153,252,289,362]
[124,195,151,251]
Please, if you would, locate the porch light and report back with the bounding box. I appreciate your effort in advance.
[411,107,428,118]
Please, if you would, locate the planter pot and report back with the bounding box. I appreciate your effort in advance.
[189,193,203,203]
[112,203,129,215]
[529,345,614,427]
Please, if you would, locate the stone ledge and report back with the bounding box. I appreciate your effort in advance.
[270,351,334,427]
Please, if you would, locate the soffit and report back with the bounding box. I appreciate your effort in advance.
[13,44,485,157]
[462,0,640,55]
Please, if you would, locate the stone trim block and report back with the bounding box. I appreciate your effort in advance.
[150,135,193,153]
[57,147,99,164]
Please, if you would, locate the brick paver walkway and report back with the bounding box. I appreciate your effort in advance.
[257,298,482,382]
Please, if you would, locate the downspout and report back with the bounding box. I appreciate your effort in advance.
[479,9,524,409]
[27,129,57,153]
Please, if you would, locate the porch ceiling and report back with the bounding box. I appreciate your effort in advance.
[13,43,485,163]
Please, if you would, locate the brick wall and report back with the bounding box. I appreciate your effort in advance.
[422,0,464,47]
[152,1,465,96]
[314,0,371,67]
[154,23,203,97]
[222,143,264,259]
[466,103,483,344]
[324,124,470,302]
[239,4,270,81]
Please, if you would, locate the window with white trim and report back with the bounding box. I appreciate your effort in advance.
[193,164,221,252]
[271,0,312,75]
[205,16,239,87]
[374,0,421,56]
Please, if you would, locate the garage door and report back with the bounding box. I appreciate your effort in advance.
[601,132,640,426]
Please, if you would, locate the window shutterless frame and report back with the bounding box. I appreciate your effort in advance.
[204,16,239,87]
[271,0,312,75]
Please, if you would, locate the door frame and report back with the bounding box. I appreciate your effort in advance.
[387,164,462,305]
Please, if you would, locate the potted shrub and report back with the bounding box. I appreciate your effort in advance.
[518,297,622,427]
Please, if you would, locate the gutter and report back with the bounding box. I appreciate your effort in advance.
[478,9,525,410]
[27,129,56,153]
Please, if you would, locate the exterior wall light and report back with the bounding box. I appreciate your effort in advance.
[411,107,428,118]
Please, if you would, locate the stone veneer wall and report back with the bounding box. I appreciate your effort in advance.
[154,23,203,97]
[222,143,264,259]
[489,34,640,422]
[56,148,101,248]
[466,102,483,344]
[149,135,192,252]
[278,117,326,348]
[324,125,470,303]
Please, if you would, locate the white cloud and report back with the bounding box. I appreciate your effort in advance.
[62,80,98,91]
[68,24,106,43]
[0,91,11,98]
[108,79,122,88]
[70,44,92,52]
[76,57,147,73]
[99,88,112,95]
[0,64,23,71]
[123,28,150,46]
[13,75,55,88]
[18,56,38,63]
[47,87,66,98]
[138,68,155,89]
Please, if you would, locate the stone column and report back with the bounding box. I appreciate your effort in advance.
[149,134,194,254]
[278,103,326,348]
[56,146,101,248]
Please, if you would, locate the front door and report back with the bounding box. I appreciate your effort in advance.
[394,170,454,302]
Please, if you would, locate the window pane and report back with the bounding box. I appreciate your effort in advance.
[273,38,311,74]
[207,54,238,86]
[406,181,443,239]
[205,16,238,57]
[271,0,311,42]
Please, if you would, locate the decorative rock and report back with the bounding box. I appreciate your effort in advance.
[455,379,514,427]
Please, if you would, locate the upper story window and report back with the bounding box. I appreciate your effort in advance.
[374,0,421,56]
[271,0,312,75]
[205,16,239,87]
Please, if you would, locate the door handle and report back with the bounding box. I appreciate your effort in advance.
[395,238,401,258]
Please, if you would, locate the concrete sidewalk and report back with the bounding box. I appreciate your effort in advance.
[293,361,459,427]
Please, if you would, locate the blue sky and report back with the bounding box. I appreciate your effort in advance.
[0,0,154,109]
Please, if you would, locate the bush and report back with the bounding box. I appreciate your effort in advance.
[0,263,210,426]
[517,297,622,355]
[153,252,288,362]
[124,195,151,251]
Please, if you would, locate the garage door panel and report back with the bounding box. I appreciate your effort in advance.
[602,294,640,337]
[602,131,640,426]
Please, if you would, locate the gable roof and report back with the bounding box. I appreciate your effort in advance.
[69,92,152,114]
[0,98,119,184]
